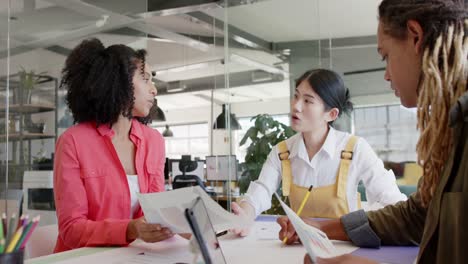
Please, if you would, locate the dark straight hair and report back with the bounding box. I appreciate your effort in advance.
[295,69,353,119]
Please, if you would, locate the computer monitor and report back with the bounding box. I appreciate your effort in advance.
[171,160,205,181]
[205,155,238,181]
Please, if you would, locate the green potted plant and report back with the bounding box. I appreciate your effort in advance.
[16,67,45,105]
[239,114,296,214]
[32,140,53,170]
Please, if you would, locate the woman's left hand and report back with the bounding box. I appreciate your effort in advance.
[127,217,174,243]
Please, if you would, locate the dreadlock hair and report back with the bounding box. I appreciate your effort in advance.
[61,38,151,127]
[379,0,468,207]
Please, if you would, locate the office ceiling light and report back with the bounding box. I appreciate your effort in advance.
[150,37,175,43]
[162,125,174,137]
[213,104,241,130]
[155,59,220,75]
[149,98,166,122]
[95,15,109,27]
[251,70,274,83]
[229,53,288,75]
[166,81,188,93]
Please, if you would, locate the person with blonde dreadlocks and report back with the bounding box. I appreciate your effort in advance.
[278,0,467,263]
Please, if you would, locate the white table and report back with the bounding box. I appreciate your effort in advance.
[26,215,418,264]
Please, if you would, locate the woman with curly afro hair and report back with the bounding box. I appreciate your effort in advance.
[53,38,174,253]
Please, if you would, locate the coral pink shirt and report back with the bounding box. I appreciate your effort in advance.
[53,119,165,253]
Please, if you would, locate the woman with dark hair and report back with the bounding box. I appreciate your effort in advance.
[53,38,173,252]
[231,69,406,236]
[291,0,467,263]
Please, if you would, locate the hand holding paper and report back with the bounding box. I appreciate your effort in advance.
[138,186,249,234]
[274,193,338,262]
[126,217,174,243]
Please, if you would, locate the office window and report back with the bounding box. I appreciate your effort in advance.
[154,123,209,160]
[353,105,418,162]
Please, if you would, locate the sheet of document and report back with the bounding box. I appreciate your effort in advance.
[274,193,357,262]
[54,236,195,264]
[218,221,357,263]
[220,234,309,263]
[137,186,249,233]
[50,220,358,264]
[254,221,281,240]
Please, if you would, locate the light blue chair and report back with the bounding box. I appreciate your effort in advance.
[358,183,417,202]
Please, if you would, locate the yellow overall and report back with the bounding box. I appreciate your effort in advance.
[279,136,361,219]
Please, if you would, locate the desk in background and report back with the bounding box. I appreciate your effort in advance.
[210,194,242,211]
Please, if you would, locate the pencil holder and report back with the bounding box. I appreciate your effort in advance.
[0,250,24,264]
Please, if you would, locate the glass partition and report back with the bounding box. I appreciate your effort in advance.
[219,0,322,213]
[0,0,418,237]
[0,0,155,226]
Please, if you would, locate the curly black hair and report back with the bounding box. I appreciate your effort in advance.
[61,38,151,126]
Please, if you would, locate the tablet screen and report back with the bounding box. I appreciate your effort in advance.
[188,197,226,264]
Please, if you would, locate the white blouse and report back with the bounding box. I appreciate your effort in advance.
[243,127,407,216]
[127,175,140,218]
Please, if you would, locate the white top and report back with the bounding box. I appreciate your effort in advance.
[243,127,408,216]
[127,175,140,218]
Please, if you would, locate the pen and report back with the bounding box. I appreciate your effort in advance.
[283,185,313,244]
[216,230,228,237]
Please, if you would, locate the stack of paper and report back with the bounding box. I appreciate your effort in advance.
[137,186,249,233]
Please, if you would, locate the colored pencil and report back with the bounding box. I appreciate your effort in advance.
[0,238,5,254]
[21,215,29,229]
[18,215,40,250]
[1,213,6,238]
[16,216,24,232]
[0,215,4,242]
[6,214,17,244]
[5,226,23,253]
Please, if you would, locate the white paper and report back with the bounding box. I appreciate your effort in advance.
[274,193,344,262]
[254,221,281,240]
[47,221,358,264]
[54,236,195,264]
[220,235,308,263]
[137,186,249,233]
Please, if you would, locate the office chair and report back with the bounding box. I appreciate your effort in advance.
[172,158,202,188]
[172,158,216,196]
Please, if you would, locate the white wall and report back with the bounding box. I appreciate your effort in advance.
[352,92,401,107]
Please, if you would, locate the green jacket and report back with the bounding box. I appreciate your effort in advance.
[367,91,468,263]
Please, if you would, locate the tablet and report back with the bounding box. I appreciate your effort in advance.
[185,196,227,264]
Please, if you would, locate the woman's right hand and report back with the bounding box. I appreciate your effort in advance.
[277,216,322,245]
[277,216,299,244]
[126,217,174,243]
